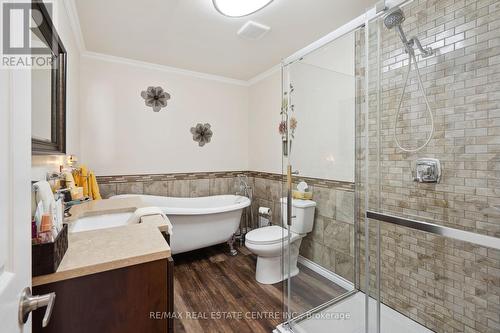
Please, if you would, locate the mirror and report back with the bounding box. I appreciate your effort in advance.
[31,22,52,142]
[31,0,67,154]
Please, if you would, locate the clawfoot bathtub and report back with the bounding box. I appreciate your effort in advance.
[112,194,250,254]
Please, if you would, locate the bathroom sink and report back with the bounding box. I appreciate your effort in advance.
[69,212,134,233]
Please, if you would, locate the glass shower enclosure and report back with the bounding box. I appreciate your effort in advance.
[278,0,500,332]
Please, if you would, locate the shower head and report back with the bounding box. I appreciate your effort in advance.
[383,7,433,57]
[384,8,405,29]
[383,7,412,50]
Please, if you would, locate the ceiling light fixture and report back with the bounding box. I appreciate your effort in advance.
[213,0,273,18]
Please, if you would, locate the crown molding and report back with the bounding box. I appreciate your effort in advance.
[82,51,250,86]
[81,49,281,87]
[63,0,279,87]
[62,0,86,52]
[247,64,281,86]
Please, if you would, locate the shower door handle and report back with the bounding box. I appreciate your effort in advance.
[286,166,298,226]
[286,166,293,226]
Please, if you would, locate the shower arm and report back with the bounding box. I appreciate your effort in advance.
[395,25,433,58]
[405,36,433,57]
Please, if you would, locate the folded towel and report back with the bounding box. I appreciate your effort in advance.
[80,165,89,197]
[89,172,102,200]
[72,165,102,200]
[33,180,56,213]
[34,201,45,233]
[127,207,166,224]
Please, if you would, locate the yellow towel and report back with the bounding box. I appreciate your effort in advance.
[72,165,88,197]
[89,172,102,200]
[72,165,101,200]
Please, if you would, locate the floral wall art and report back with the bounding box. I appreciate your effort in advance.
[190,123,213,147]
[140,86,171,112]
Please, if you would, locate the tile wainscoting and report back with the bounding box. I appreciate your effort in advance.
[248,172,356,283]
[97,171,356,282]
[97,171,245,199]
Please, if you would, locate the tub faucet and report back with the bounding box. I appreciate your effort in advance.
[237,174,251,195]
[236,174,255,243]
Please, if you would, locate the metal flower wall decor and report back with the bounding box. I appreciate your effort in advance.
[190,123,213,147]
[141,86,171,112]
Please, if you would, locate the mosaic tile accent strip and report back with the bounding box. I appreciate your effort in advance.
[247,171,355,191]
[97,171,246,184]
[97,171,355,191]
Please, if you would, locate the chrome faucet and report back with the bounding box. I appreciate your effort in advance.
[237,174,251,196]
[236,174,255,242]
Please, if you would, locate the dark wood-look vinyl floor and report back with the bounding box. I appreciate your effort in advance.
[173,244,346,333]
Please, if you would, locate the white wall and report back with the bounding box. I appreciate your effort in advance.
[300,32,355,76]
[52,14,355,181]
[248,32,355,182]
[31,0,81,181]
[248,70,283,174]
[80,56,249,176]
[289,62,355,182]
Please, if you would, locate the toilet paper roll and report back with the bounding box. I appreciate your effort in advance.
[258,207,271,216]
[297,181,308,192]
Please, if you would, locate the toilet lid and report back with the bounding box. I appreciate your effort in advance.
[246,225,292,245]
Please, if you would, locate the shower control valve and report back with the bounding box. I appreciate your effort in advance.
[413,158,441,183]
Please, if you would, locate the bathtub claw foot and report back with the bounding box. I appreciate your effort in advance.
[228,236,238,256]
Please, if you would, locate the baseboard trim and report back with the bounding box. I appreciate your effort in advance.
[297,255,355,292]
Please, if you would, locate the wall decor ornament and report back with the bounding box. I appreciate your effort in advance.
[190,123,213,147]
[140,86,171,112]
[279,84,296,156]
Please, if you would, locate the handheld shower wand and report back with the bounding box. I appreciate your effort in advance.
[384,8,435,153]
[384,8,433,58]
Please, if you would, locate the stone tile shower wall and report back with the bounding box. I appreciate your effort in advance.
[357,0,500,332]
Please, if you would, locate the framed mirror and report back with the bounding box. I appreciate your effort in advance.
[31,0,67,154]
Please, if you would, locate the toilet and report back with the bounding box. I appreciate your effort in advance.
[245,197,316,284]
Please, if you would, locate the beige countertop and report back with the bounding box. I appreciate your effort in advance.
[66,197,171,234]
[65,196,146,222]
[32,197,172,287]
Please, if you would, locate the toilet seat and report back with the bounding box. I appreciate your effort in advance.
[246,225,301,245]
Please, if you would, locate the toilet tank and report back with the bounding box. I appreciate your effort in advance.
[280,197,316,234]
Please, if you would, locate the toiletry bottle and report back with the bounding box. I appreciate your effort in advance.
[39,214,54,243]
[31,218,38,239]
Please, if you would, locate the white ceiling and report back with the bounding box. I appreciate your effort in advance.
[75,0,377,81]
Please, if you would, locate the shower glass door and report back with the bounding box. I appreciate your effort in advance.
[280,0,500,333]
[281,29,367,332]
[365,1,500,333]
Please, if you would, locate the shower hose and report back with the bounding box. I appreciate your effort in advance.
[393,50,434,153]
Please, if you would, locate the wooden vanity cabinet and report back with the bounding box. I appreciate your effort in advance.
[33,257,174,333]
